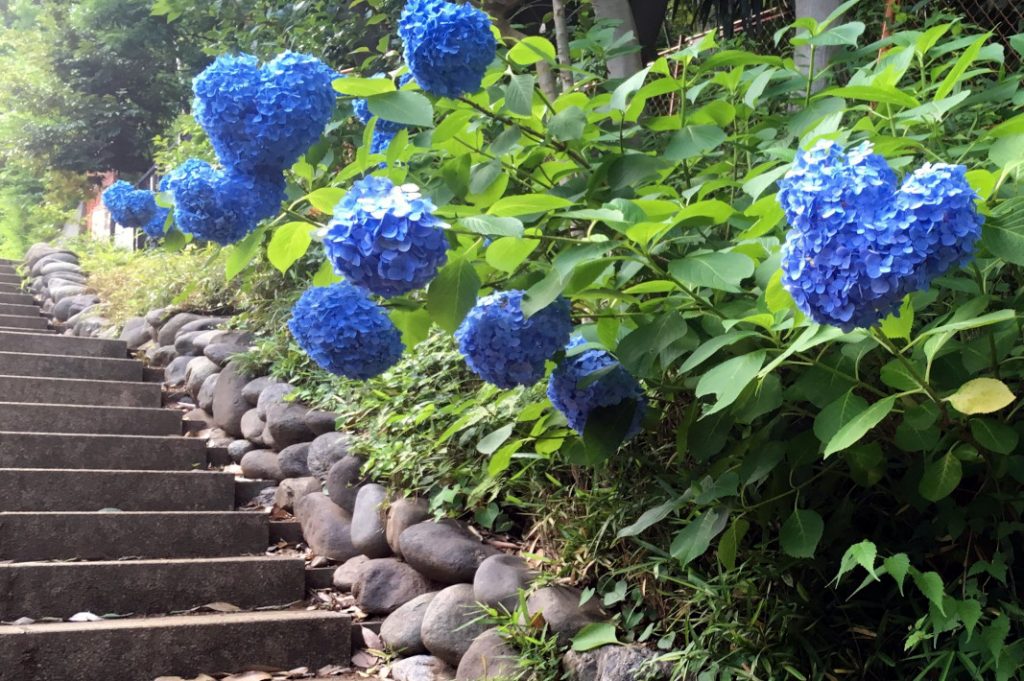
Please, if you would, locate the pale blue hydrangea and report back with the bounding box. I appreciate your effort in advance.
[778,141,982,331]
[102,180,157,228]
[398,0,496,98]
[193,51,338,175]
[322,176,448,297]
[288,282,405,379]
[547,337,646,438]
[164,159,285,245]
[455,290,572,388]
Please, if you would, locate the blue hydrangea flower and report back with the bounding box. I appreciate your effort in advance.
[370,129,397,155]
[322,176,449,297]
[141,207,170,238]
[288,282,405,379]
[398,0,496,98]
[193,51,338,175]
[102,180,158,228]
[455,290,572,388]
[164,159,285,245]
[547,337,646,438]
[778,141,981,331]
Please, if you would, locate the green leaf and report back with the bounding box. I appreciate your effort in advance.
[333,77,395,96]
[920,309,1016,339]
[489,193,574,217]
[947,377,1015,415]
[427,257,481,333]
[548,106,587,142]
[813,390,869,445]
[477,423,514,455]
[484,236,539,273]
[668,252,754,293]
[670,507,729,565]
[367,91,434,127]
[837,540,878,582]
[389,308,431,348]
[880,297,913,341]
[680,331,758,373]
[459,215,524,238]
[883,553,910,595]
[487,440,520,478]
[958,599,983,639]
[808,21,865,47]
[504,74,536,116]
[266,222,314,274]
[305,187,344,213]
[911,570,947,615]
[224,228,264,281]
[780,509,824,558]
[507,35,557,65]
[846,444,886,487]
[695,351,766,416]
[970,418,1019,454]
[311,260,342,287]
[821,85,920,108]
[919,451,963,502]
[717,517,750,570]
[610,66,650,111]
[823,396,896,458]
[664,125,727,161]
[571,622,620,652]
[582,399,639,462]
[617,497,687,539]
[935,35,986,100]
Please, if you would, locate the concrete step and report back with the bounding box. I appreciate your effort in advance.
[0,314,47,330]
[0,610,351,681]
[0,326,54,335]
[0,303,41,316]
[0,375,160,407]
[0,283,24,293]
[0,556,306,620]
[0,469,235,512]
[0,402,180,435]
[0,292,34,305]
[0,331,126,358]
[0,432,208,470]
[0,274,21,285]
[0,511,269,560]
[0,351,140,381]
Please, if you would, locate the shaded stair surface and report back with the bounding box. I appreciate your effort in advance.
[0,268,349,680]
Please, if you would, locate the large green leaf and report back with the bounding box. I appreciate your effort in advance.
[919,451,963,502]
[266,221,314,273]
[664,125,727,161]
[305,187,344,213]
[333,77,395,96]
[485,236,539,273]
[780,509,824,558]
[504,74,536,117]
[823,396,896,458]
[389,308,432,349]
[489,193,574,217]
[507,36,556,65]
[427,257,481,333]
[695,351,766,416]
[459,215,524,238]
[571,622,620,652]
[224,228,264,281]
[670,507,729,565]
[669,252,754,292]
[367,90,434,127]
[813,390,869,445]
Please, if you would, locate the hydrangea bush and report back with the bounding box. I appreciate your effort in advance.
[288,282,405,379]
[322,176,449,297]
[159,7,1024,677]
[455,290,572,388]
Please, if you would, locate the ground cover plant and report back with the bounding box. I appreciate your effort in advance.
[9,0,1024,678]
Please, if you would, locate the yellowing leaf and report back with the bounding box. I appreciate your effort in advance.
[946,378,1015,415]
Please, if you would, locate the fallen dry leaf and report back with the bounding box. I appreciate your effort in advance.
[202,602,242,613]
[222,672,273,681]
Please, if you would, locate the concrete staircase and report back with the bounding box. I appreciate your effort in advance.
[0,259,350,680]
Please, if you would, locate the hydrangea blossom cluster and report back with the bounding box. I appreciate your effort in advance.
[102,180,158,228]
[288,282,405,379]
[398,0,496,98]
[163,159,285,246]
[778,140,982,330]
[322,176,449,298]
[455,290,572,388]
[142,206,170,239]
[547,337,646,439]
[193,51,338,175]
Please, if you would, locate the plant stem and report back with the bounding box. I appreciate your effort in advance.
[871,328,942,404]
[457,96,591,168]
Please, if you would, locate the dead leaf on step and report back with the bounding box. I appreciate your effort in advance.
[68,612,102,622]
[221,673,273,681]
[282,667,308,678]
[351,651,377,669]
[315,665,354,677]
[360,627,382,651]
[200,602,242,613]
